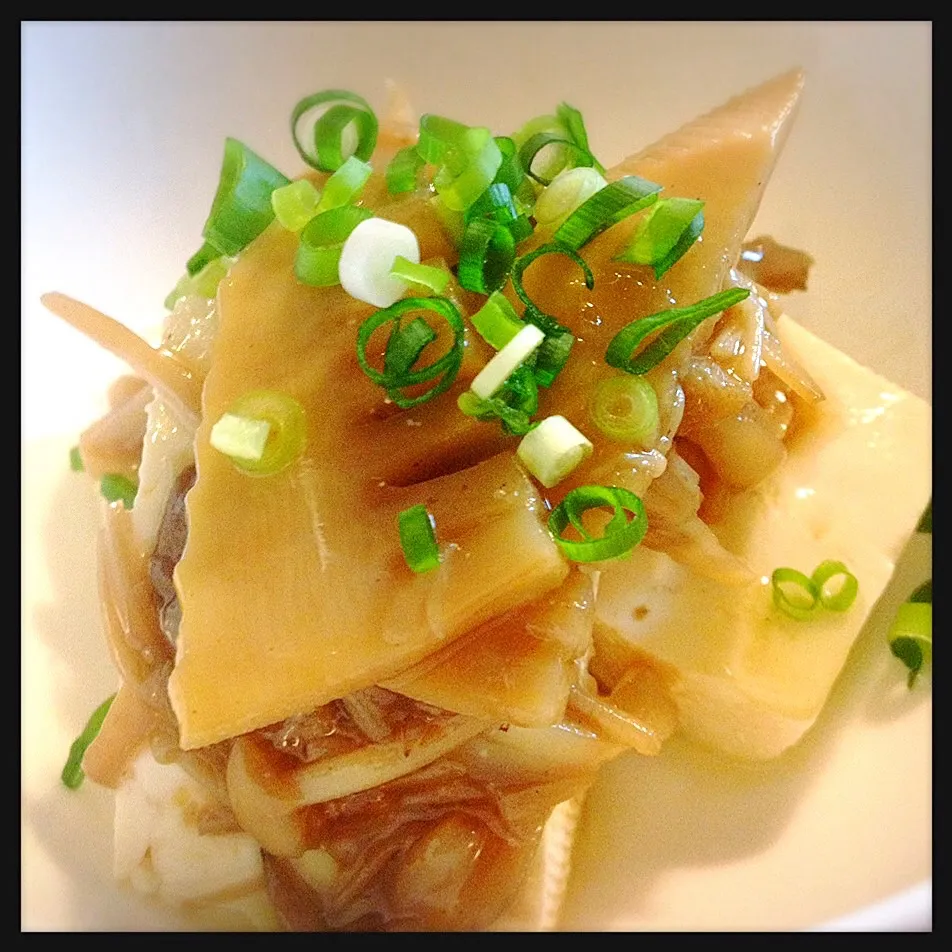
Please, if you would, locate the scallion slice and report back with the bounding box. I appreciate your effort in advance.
[384,317,437,379]
[590,374,660,449]
[533,166,608,230]
[517,414,593,488]
[470,291,524,349]
[518,131,598,187]
[771,567,820,620]
[811,560,859,612]
[338,217,420,307]
[356,296,465,409]
[548,485,648,563]
[397,504,440,574]
[291,89,378,172]
[432,124,503,213]
[61,693,115,790]
[186,241,219,277]
[605,287,750,375]
[491,136,527,196]
[69,445,84,472]
[615,197,705,278]
[457,217,516,295]
[295,205,373,287]
[165,255,235,310]
[201,138,290,257]
[889,595,932,688]
[389,256,451,296]
[315,155,373,213]
[211,390,307,477]
[553,175,662,251]
[271,178,322,232]
[386,144,426,194]
[470,323,546,400]
[100,473,137,509]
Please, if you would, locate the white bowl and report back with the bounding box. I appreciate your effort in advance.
[22,21,931,931]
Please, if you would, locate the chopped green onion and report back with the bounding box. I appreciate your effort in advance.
[69,445,84,472]
[533,166,608,230]
[517,415,593,488]
[417,114,471,164]
[605,287,750,375]
[889,598,932,688]
[61,693,115,790]
[555,102,604,174]
[186,241,219,277]
[811,560,859,612]
[295,205,373,287]
[514,102,603,186]
[518,131,598,187]
[917,500,932,533]
[100,473,137,509]
[432,124,503,213]
[338,217,421,307]
[271,178,322,232]
[465,182,531,242]
[211,390,307,477]
[315,155,373,213]
[470,323,546,400]
[491,136,527,196]
[398,504,440,574]
[457,217,516,295]
[553,175,662,251]
[386,144,426,194]
[291,89,378,172]
[457,385,536,437]
[590,374,660,449]
[165,255,235,310]
[470,291,524,349]
[548,485,648,563]
[615,197,705,278]
[389,256,451,296]
[357,296,465,409]
[771,567,820,621]
[201,138,290,257]
[384,317,437,379]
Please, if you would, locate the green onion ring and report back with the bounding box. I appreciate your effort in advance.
[554,175,662,251]
[605,287,750,376]
[615,197,706,278]
[457,216,516,294]
[291,89,378,172]
[811,560,859,612]
[771,567,820,620]
[386,144,426,194]
[295,205,373,286]
[61,694,116,790]
[397,504,441,574]
[518,131,597,186]
[218,390,307,477]
[384,317,438,379]
[889,600,932,688]
[356,296,465,408]
[548,485,648,563]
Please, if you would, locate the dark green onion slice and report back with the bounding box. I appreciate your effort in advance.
[518,131,598,187]
[909,579,932,604]
[291,89,378,172]
[771,567,820,621]
[457,217,516,294]
[389,256,451,295]
[100,473,137,509]
[647,209,705,279]
[384,317,437,378]
[295,205,373,286]
[386,144,426,194]
[457,367,538,437]
[416,114,471,164]
[605,287,750,375]
[811,560,859,612]
[889,594,932,688]
[470,291,524,349]
[492,136,527,195]
[398,504,440,573]
[555,102,605,174]
[212,389,307,477]
[201,138,290,257]
[356,296,465,409]
[186,241,219,277]
[69,445,84,472]
[590,374,660,448]
[548,485,648,563]
[615,197,705,278]
[61,693,116,790]
[554,176,662,250]
[432,125,503,212]
[315,155,373,213]
[466,182,534,245]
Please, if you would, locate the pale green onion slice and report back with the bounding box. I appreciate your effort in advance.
[605,288,750,375]
[69,445,84,472]
[398,504,440,574]
[554,175,662,251]
[811,560,859,612]
[889,600,932,688]
[100,473,137,509]
[470,291,524,349]
[61,694,116,790]
[457,217,516,294]
[291,89,378,172]
[548,485,647,563]
[771,567,820,620]
[470,323,546,400]
[338,217,421,307]
[590,374,660,449]
[295,205,373,287]
[315,155,373,213]
[517,415,593,488]
[389,256,451,295]
[533,166,608,229]
[212,390,307,477]
[164,255,235,310]
[386,145,426,194]
[432,126,503,212]
[209,413,272,462]
[271,178,322,232]
[615,197,705,278]
[201,138,290,257]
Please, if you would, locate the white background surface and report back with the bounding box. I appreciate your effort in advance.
[22,21,931,931]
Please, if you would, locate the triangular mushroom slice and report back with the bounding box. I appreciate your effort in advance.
[170,220,567,750]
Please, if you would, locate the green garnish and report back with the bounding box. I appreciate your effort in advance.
[590,374,660,449]
[771,559,859,620]
[99,473,137,509]
[69,445,84,473]
[548,485,648,563]
[397,504,440,574]
[615,197,705,279]
[61,694,115,790]
[291,89,378,173]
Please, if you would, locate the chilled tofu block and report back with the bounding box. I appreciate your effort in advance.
[591,315,931,760]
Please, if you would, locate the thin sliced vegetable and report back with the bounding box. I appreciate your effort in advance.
[212,390,307,477]
[548,485,648,562]
[61,694,116,790]
[398,504,440,573]
[291,89,378,172]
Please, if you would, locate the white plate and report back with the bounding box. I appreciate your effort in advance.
[22,22,932,931]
